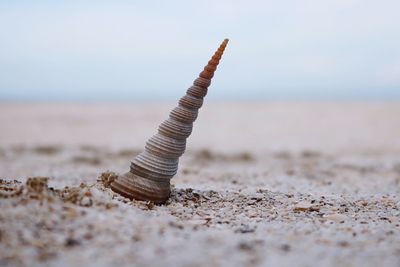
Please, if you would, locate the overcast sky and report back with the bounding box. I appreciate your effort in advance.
[0,1,399,101]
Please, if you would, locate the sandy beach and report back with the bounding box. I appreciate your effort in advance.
[1,102,400,267]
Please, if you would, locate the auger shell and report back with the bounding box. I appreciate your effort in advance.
[111,39,229,203]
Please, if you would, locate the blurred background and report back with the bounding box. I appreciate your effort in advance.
[1,1,400,153]
[1,0,399,102]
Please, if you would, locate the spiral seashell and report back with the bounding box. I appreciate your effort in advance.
[111,39,229,203]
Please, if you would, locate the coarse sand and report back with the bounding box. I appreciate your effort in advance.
[0,102,399,267]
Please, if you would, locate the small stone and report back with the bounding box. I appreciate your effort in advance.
[64,238,80,247]
[80,196,92,207]
[280,244,291,252]
[168,221,184,230]
[338,241,350,247]
[235,224,256,233]
[187,219,208,226]
[238,241,253,251]
[293,201,313,212]
[248,212,258,218]
[145,201,154,210]
[324,214,347,223]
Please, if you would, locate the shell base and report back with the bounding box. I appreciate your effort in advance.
[110,172,171,204]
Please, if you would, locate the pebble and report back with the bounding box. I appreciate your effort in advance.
[293,201,313,212]
[324,214,348,223]
[80,196,93,207]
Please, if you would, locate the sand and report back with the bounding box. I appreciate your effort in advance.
[0,102,399,267]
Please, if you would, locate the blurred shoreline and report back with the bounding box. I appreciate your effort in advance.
[1,101,400,153]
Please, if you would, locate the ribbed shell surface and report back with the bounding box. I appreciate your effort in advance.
[145,134,186,158]
[110,39,229,203]
[158,119,193,139]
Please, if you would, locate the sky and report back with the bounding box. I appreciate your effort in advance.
[0,0,399,101]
